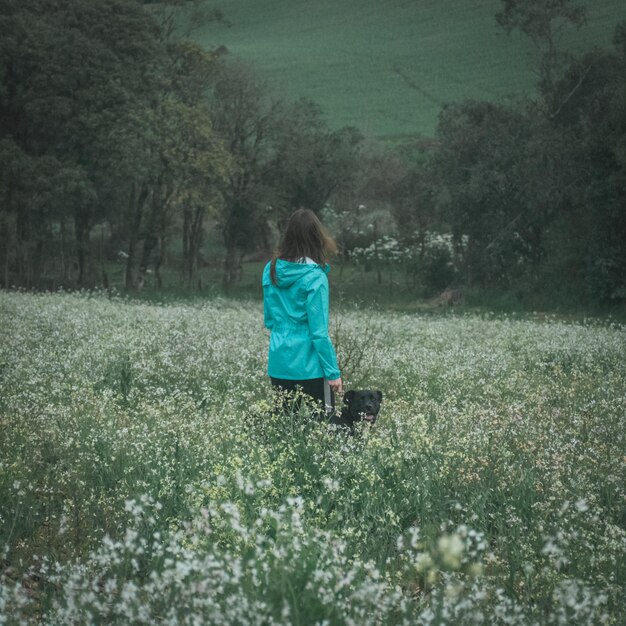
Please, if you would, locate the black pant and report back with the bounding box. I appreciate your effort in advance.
[270,377,335,416]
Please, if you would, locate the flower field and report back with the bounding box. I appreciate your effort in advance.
[1,290,625,624]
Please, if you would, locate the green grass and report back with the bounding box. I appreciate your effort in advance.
[1,290,625,623]
[98,254,626,323]
[194,0,626,138]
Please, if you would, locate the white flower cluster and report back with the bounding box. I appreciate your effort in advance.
[350,231,466,266]
[0,290,624,624]
[42,497,416,625]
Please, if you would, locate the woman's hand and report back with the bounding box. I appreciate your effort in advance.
[328,377,343,394]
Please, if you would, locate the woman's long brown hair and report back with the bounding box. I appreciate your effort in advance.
[270,209,338,285]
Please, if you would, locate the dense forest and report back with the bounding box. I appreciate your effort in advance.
[0,0,624,305]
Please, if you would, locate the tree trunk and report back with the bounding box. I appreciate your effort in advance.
[60,218,68,283]
[125,183,149,290]
[33,238,44,288]
[182,202,206,287]
[16,200,31,288]
[189,204,205,287]
[182,201,191,284]
[222,238,238,291]
[141,181,171,288]
[74,208,92,287]
[154,237,164,289]
[2,215,9,289]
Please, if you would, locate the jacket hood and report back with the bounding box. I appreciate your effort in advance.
[265,259,330,288]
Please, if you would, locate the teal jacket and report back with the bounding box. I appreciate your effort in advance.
[262,259,341,381]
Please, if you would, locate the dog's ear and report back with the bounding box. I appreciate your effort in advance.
[344,390,355,405]
[376,390,383,403]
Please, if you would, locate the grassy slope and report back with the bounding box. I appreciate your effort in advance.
[195,0,625,138]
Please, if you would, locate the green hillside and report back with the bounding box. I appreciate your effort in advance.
[195,0,625,138]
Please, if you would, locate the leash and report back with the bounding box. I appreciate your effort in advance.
[324,379,333,415]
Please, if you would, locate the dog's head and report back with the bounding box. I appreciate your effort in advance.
[342,389,383,424]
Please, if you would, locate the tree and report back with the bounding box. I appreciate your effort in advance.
[496,0,588,109]
[0,0,230,290]
[143,0,225,40]
[496,3,626,301]
[544,25,626,300]
[268,99,362,223]
[208,60,364,289]
[208,60,284,288]
[0,0,162,287]
[431,100,562,287]
[122,36,229,290]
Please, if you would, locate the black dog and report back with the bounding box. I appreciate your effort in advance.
[330,389,383,433]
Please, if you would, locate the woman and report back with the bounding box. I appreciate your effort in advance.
[262,209,342,415]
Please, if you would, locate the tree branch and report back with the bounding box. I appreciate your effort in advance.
[548,58,596,120]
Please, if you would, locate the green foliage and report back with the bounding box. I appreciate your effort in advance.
[419,241,457,293]
[0,0,164,286]
[411,21,626,302]
[496,0,588,94]
[208,59,363,287]
[1,0,624,308]
[268,99,363,217]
